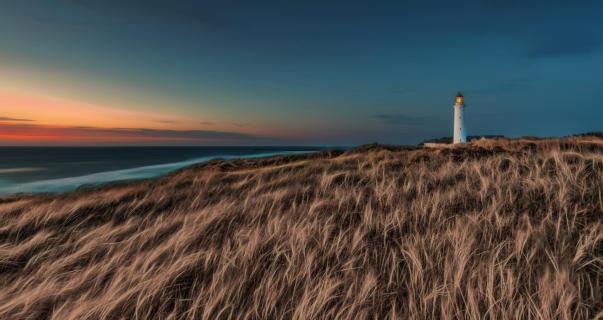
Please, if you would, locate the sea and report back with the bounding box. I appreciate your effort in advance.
[0,147,330,195]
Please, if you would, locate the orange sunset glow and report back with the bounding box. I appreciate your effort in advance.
[0,89,280,145]
[0,90,196,129]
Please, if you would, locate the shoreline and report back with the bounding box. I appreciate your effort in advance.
[0,149,328,196]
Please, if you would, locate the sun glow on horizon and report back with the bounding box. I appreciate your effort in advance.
[0,88,280,145]
[0,89,201,129]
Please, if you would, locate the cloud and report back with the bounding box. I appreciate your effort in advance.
[373,114,430,126]
[64,0,233,30]
[154,120,182,124]
[0,116,34,122]
[154,119,214,126]
[130,128,262,140]
[33,16,124,30]
[26,1,236,35]
[153,119,194,125]
[0,123,274,144]
[472,77,532,95]
[479,0,526,11]
[526,33,602,59]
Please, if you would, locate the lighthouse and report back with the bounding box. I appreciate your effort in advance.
[453,92,467,144]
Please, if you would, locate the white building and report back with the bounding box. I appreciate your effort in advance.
[453,93,467,144]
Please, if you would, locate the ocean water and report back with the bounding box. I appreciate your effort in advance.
[0,147,325,195]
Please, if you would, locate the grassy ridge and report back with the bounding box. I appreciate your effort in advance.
[0,137,602,319]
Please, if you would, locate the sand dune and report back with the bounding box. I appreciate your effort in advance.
[0,137,602,319]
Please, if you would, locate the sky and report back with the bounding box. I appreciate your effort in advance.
[0,0,602,146]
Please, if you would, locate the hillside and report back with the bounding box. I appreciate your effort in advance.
[0,137,602,319]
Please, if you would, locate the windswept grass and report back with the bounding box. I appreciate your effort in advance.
[0,137,602,319]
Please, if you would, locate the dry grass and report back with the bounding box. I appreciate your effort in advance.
[0,137,602,319]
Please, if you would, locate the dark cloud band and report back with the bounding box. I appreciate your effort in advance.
[0,123,275,144]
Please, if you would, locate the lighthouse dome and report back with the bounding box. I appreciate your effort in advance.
[455,92,464,105]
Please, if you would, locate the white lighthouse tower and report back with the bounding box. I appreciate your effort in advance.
[453,92,467,144]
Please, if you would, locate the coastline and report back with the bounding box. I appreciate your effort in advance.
[0,149,329,196]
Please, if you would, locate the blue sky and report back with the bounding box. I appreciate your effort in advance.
[0,0,601,145]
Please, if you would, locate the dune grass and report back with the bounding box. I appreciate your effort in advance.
[0,137,602,319]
